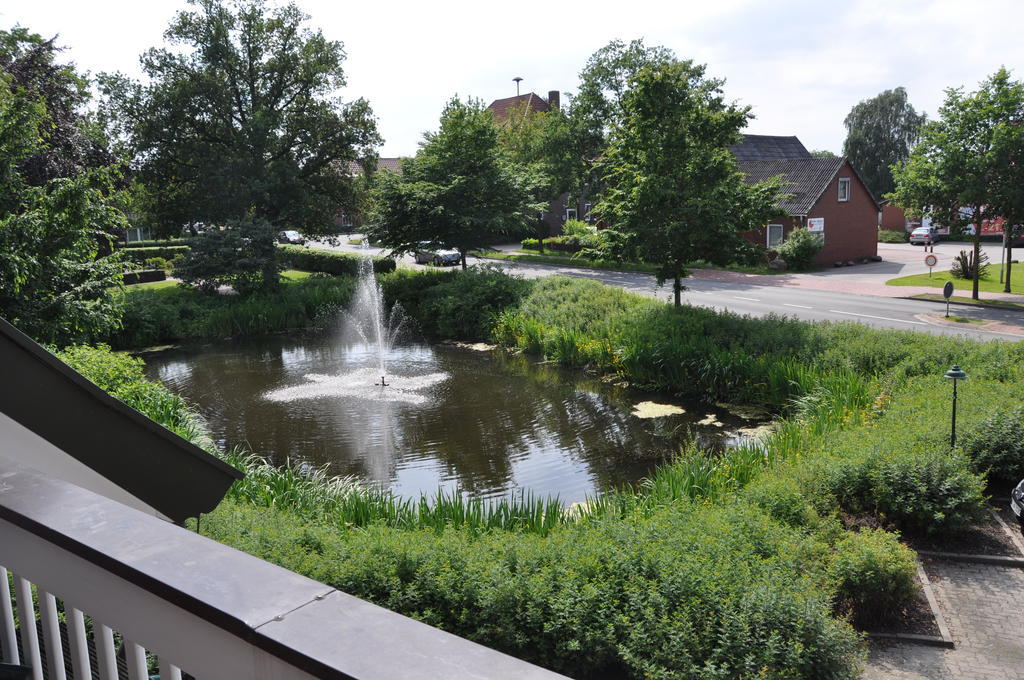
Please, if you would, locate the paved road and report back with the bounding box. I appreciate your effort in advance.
[312,238,1023,341]
[866,558,1024,680]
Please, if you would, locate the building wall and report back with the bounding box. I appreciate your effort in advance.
[742,162,878,265]
[880,204,911,232]
[808,163,878,264]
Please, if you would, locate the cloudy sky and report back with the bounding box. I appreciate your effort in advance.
[4,0,1023,157]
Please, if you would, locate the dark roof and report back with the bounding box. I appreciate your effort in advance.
[0,317,242,523]
[738,157,847,215]
[729,134,811,162]
[487,92,550,120]
[347,157,403,175]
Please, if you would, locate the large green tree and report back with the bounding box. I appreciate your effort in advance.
[842,87,927,198]
[0,28,126,344]
[103,0,380,238]
[369,98,538,269]
[597,59,784,305]
[891,69,1024,299]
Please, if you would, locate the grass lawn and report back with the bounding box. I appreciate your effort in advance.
[909,293,1024,311]
[887,264,1024,294]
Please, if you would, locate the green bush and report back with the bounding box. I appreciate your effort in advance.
[877,229,907,243]
[111,275,357,347]
[174,218,281,295]
[55,344,204,443]
[202,500,864,679]
[777,227,824,270]
[120,238,192,248]
[520,238,539,250]
[828,529,918,624]
[277,244,395,275]
[741,474,822,529]
[381,265,532,340]
[119,245,191,266]
[958,407,1024,485]
[562,218,592,237]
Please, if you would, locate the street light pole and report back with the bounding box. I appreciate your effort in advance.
[944,365,967,447]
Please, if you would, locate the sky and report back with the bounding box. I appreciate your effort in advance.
[4,0,1024,158]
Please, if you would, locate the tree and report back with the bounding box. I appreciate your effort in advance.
[596,59,784,305]
[102,0,380,241]
[369,98,538,269]
[891,69,1024,299]
[494,101,576,251]
[810,149,837,158]
[843,87,926,198]
[0,28,126,345]
[0,27,117,187]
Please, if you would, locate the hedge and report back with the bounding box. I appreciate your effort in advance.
[278,244,396,275]
[119,246,192,265]
[123,269,167,285]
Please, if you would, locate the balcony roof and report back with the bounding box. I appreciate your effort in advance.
[0,318,241,522]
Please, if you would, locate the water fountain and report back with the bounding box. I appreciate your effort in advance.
[264,250,447,405]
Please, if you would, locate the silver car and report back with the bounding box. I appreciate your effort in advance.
[413,243,461,266]
[1011,478,1024,528]
[909,226,938,245]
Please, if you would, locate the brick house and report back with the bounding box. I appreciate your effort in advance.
[731,135,880,265]
[487,90,592,235]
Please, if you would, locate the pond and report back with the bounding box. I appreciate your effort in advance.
[144,334,760,503]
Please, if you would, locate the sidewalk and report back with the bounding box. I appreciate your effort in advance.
[688,267,1024,305]
[865,558,1024,679]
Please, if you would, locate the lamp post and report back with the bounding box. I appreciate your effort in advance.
[944,364,967,447]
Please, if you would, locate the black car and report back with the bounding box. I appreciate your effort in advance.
[1012,479,1024,528]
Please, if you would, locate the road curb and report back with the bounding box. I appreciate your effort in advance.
[916,550,1024,567]
[868,562,955,649]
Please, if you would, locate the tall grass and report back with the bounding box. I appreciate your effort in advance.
[110,275,357,348]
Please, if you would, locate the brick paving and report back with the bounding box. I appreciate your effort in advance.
[864,558,1024,679]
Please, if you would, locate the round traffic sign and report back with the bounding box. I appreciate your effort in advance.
[943,281,955,299]
[925,254,938,267]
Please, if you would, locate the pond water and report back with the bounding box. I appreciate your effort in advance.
[143,335,759,503]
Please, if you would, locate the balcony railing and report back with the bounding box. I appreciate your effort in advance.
[0,461,567,679]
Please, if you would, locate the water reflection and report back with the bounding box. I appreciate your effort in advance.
[143,335,755,502]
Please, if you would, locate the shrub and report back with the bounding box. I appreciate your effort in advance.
[119,245,191,266]
[381,264,531,340]
[950,248,990,280]
[174,218,281,295]
[520,238,539,250]
[562,218,592,237]
[741,474,821,529]
[277,244,395,275]
[120,238,192,248]
[777,227,824,270]
[958,407,1024,485]
[201,500,864,679]
[111,275,357,347]
[877,229,908,244]
[828,529,918,625]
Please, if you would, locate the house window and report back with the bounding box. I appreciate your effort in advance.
[565,208,577,222]
[767,224,784,248]
[838,178,851,202]
[126,226,151,243]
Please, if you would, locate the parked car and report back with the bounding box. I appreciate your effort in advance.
[909,226,938,245]
[1012,478,1024,528]
[279,230,306,245]
[413,243,461,266]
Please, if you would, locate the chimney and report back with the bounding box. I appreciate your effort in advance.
[548,90,560,111]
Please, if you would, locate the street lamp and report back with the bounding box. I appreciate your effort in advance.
[944,364,967,447]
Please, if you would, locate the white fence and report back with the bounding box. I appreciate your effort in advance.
[0,462,567,680]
